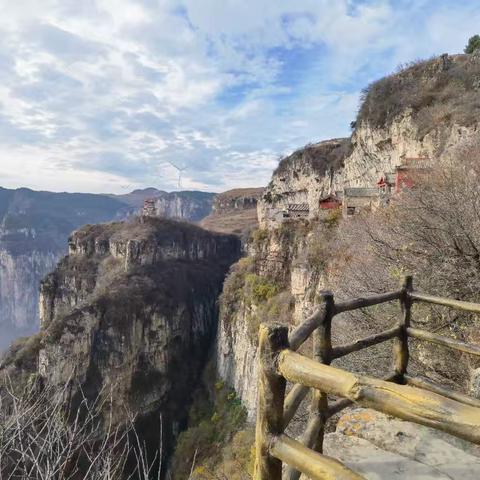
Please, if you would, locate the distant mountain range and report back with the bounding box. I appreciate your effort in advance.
[0,186,215,349]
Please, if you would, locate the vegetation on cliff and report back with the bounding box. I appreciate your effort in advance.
[273,138,351,179]
[170,366,252,479]
[357,53,480,135]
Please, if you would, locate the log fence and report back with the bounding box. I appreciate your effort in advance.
[254,275,480,480]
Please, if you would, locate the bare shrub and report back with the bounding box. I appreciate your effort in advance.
[357,54,480,134]
[332,137,480,386]
[0,377,161,480]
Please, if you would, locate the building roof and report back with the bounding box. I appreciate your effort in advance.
[344,188,379,198]
[319,194,341,203]
[287,203,309,212]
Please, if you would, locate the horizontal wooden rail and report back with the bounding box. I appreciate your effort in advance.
[404,374,480,408]
[331,326,401,359]
[407,327,480,357]
[410,292,480,314]
[289,304,327,351]
[334,290,402,315]
[270,434,365,480]
[326,373,398,419]
[278,349,480,444]
[283,384,309,429]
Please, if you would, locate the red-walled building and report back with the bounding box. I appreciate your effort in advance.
[377,158,430,196]
[319,194,342,210]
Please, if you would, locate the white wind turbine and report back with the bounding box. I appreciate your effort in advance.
[167,161,187,189]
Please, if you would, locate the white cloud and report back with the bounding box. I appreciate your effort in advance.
[0,0,476,193]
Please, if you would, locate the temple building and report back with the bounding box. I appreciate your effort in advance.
[142,198,157,216]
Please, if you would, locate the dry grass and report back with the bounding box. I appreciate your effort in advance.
[274,138,351,178]
[357,54,480,135]
[200,209,259,236]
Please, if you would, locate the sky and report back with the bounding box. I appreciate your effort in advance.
[0,0,478,194]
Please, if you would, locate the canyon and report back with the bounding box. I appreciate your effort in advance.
[0,187,215,349]
[1,217,241,477]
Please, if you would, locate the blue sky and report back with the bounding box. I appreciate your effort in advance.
[0,0,478,193]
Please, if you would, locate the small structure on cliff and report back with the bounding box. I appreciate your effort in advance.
[287,203,310,219]
[396,157,431,192]
[342,188,380,216]
[377,172,397,194]
[319,193,342,210]
[142,198,157,216]
[271,203,310,224]
[377,157,430,196]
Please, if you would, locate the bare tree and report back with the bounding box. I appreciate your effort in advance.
[0,376,162,480]
[330,137,480,386]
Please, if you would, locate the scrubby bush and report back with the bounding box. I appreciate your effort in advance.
[465,35,480,54]
[331,137,480,385]
[244,274,278,305]
[357,55,480,135]
[251,228,268,248]
[170,382,249,479]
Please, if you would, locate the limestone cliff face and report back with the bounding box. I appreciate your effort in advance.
[258,116,479,227]
[33,217,240,472]
[343,113,479,187]
[0,250,59,336]
[258,140,350,227]
[217,224,323,417]
[259,55,480,227]
[152,191,214,222]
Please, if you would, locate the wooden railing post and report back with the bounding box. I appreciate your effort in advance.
[254,323,289,480]
[394,275,413,383]
[311,291,334,452]
[284,292,334,480]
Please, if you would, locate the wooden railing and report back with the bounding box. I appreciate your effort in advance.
[254,275,480,480]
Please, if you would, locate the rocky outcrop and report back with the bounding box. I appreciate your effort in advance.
[258,140,350,227]
[0,187,216,349]
[324,408,480,479]
[259,54,480,227]
[6,217,241,475]
[152,191,215,222]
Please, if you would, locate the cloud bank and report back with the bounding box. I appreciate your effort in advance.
[0,0,478,193]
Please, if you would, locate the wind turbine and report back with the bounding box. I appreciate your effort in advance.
[167,161,187,189]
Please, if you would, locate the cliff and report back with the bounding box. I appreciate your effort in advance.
[259,53,480,227]
[0,187,216,349]
[153,191,214,221]
[3,216,241,475]
[0,187,128,348]
[219,52,480,419]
